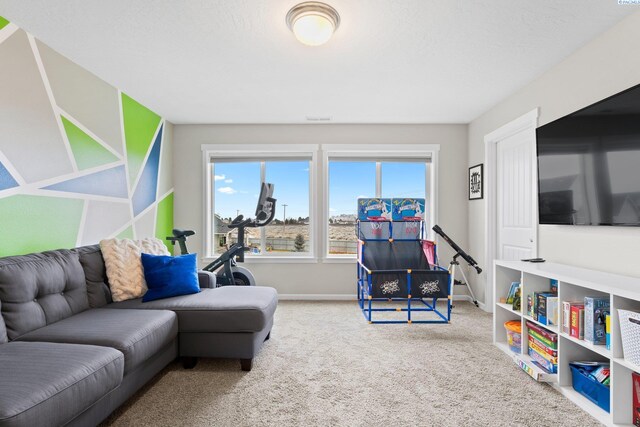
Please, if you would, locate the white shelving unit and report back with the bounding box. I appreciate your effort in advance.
[493,260,640,427]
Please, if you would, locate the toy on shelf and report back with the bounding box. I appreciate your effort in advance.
[504,320,522,353]
[584,297,610,345]
[356,198,452,324]
[526,321,558,373]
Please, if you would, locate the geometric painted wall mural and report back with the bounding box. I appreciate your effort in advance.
[0,16,173,257]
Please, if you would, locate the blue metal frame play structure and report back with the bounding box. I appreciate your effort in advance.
[356,219,453,324]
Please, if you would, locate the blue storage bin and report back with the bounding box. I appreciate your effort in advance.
[569,365,610,413]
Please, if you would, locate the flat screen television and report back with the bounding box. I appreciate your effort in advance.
[536,83,640,226]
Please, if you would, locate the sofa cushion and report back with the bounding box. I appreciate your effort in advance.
[0,341,123,427]
[16,308,177,374]
[0,301,7,344]
[99,238,170,302]
[74,245,113,308]
[0,250,89,340]
[107,286,278,333]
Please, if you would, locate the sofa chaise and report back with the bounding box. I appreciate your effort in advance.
[0,245,278,426]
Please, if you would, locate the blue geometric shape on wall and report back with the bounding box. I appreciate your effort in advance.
[132,124,162,216]
[43,165,128,198]
[0,160,19,191]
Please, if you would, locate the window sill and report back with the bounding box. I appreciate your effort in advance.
[201,256,318,264]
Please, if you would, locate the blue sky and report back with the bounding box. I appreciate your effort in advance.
[214,161,426,219]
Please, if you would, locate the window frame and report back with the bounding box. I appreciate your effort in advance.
[321,144,440,261]
[202,144,318,261]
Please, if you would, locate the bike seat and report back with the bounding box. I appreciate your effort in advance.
[172,229,195,238]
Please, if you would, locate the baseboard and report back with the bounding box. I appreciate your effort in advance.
[279,294,481,302]
[278,294,356,301]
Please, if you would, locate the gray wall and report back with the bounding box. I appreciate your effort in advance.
[173,124,468,296]
[467,11,640,304]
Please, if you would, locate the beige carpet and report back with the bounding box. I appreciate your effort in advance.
[102,301,601,427]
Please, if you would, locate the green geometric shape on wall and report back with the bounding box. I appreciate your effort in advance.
[155,192,173,251]
[117,225,134,239]
[121,93,161,189]
[0,16,9,31]
[61,116,118,170]
[0,195,83,257]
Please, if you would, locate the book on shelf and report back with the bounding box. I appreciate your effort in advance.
[528,339,558,364]
[547,297,559,326]
[584,296,610,345]
[528,334,558,357]
[526,321,558,349]
[512,286,522,311]
[506,282,520,305]
[550,279,558,294]
[528,346,557,373]
[562,301,572,334]
[570,304,585,339]
[537,293,558,326]
[632,372,640,426]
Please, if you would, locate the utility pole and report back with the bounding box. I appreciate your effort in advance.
[236,209,240,218]
[282,204,288,232]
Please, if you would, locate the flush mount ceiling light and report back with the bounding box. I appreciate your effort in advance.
[286,2,340,46]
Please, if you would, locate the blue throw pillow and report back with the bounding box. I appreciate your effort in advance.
[141,253,200,302]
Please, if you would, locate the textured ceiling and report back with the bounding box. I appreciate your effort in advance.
[0,1,636,124]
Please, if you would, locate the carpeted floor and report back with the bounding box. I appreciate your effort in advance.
[102,301,601,426]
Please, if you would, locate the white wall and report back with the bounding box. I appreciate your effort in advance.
[468,11,640,304]
[173,124,468,296]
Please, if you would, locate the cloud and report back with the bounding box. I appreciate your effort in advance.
[224,178,233,183]
[214,174,226,181]
[302,167,310,172]
[218,187,237,194]
[330,208,337,212]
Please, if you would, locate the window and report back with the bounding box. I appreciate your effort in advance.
[265,161,310,254]
[381,162,427,200]
[204,145,316,259]
[203,143,437,261]
[327,155,431,257]
[212,161,261,254]
[328,161,375,255]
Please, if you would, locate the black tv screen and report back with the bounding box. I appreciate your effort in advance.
[536,83,640,226]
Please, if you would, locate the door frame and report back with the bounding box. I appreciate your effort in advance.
[484,108,539,311]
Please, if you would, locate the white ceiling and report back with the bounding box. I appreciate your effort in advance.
[0,1,636,124]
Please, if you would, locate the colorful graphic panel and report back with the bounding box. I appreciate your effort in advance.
[0,161,18,191]
[122,93,161,188]
[0,22,173,256]
[62,116,118,170]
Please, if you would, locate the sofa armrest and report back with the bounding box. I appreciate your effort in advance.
[198,270,217,288]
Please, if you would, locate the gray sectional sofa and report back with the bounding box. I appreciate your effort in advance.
[0,245,278,427]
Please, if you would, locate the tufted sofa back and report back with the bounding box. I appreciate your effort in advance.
[73,245,113,308]
[0,300,6,343]
[0,249,89,340]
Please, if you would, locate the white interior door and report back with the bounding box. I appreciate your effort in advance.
[497,129,537,261]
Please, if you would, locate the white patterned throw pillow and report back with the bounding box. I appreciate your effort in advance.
[100,237,170,302]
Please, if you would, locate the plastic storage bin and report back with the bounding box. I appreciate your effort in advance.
[619,309,640,366]
[504,320,522,354]
[569,364,610,413]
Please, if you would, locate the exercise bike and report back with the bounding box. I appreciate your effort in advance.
[167,182,276,286]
